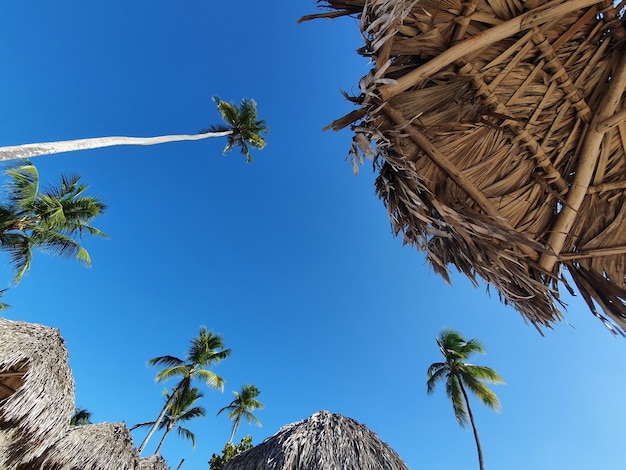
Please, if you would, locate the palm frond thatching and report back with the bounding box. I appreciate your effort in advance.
[30,422,139,470]
[224,410,409,470]
[139,453,171,470]
[302,0,626,335]
[0,318,74,467]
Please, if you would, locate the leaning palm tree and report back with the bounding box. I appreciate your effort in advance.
[132,386,206,454]
[0,97,267,163]
[137,326,231,455]
[217,383,263,443]
[0,160,105,283]
[426,329,504,470]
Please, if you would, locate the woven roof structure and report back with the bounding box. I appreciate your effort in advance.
[224,410,409,470]
[0,318,75,467]
[301,0,626,334]
[139,454,171,470]
[30,422,140,470]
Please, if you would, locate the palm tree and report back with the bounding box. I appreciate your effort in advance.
[70,407,92,426]
[426,329,504,470]
[132,386,206,454]
[217,384,263,443]
[0,160,105,283]
[0,97,267,163]
[137,326,231,455]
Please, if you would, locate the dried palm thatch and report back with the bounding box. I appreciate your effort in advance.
[301,0,626,334]
[29,422,139,470]
[0,317,75,467]
[224,410,409,470]
[140,454,170,470]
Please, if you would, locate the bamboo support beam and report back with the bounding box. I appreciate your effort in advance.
[539,51,626,272]
[378,0,604,101]
[383,104,540,261]
[559,245,626,260]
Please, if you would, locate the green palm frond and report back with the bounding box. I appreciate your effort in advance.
[4,161,39,208]
[155,365,190,382]
[176,426,196,448]
[148,355,185,367]
[463,364,505,384]
[446,375,468,427]
[460,373,501,411]
[426,366,448,394]
[194,369,224,390]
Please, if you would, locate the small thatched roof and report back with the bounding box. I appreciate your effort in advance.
[0,317,75,466]
[224,410,409,470]
[30,422,139,470]
[139,454,170,470]
[301,0,626,334]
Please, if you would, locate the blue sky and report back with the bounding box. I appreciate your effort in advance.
[1,2,625,469]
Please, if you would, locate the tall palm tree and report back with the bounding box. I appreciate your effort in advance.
[0,160,105,283]
[426,329,504,470]
[217,384,263,443]
[137,326,231,455]
[0,97,267,163]
[132,386,206,454]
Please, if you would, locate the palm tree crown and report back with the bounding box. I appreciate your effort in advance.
[217,384,263,443]
[137,327,231,455]
[0,160,106,283]
[427,329,504,470]
[204,97,268,163]
[132,386,206,454]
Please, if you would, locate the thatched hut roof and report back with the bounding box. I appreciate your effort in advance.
[224,410,409,469]
[139,454,170,470]
[0,317,75,466]
[301,0,626,334]
[30,422,139,470]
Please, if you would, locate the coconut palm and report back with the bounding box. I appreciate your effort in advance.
[137,326,231,455]
[132,386,206,454]
[0,97,267,163]
[0,160,105,283]
[70,407,92,426]
[217,384,263,443]
[426,329,504,470]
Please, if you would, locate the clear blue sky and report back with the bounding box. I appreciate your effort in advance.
[1,2,625,469]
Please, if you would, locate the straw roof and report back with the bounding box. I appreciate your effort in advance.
[0,317,75,466]
[301,0,626,334]
[139,454,171,470]
[29,422,140,470]
[224,410,409,469]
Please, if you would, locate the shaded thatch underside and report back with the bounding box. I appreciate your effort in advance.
[139,454,170,470]
[0,318,74,466]
[302,0,626,334]
[30,422,139,470]
[225,410,409,470]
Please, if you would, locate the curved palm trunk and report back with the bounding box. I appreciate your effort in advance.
[138,382,184,455]
[154,424,174,455]
[228,419,240,444]
[458,380,485,470]
[0,131,232,162]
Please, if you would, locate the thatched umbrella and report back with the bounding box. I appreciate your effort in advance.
[0,317,75,467]
[301,0,626,334]
[224,410,409,469]
[139,454,171,470]
[29,422,139,470]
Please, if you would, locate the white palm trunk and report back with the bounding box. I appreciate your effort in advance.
[0,131,232,162]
